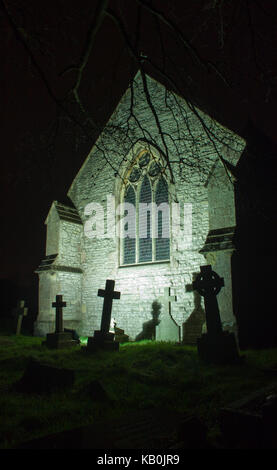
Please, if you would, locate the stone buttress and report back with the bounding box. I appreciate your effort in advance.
[34,201,83,336]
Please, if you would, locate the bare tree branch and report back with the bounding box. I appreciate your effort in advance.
[60,0,109,123]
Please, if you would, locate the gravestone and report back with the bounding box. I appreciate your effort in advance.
[192,265,241,364]
[15,357,75,394]
[18,407,183,449]
[114,322,129,343]
[45,295,78,349]
[84,380,110,402]
[87,280,121,351]
[155,287,180,342]
[109,317,129,342]
[12,300,28,335]
[220,384,277,448]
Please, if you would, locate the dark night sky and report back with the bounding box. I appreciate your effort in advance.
[0,0,276,316]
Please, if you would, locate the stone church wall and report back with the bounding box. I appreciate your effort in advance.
[58,220,82,268]
[35,206,83,335]
[46,207,59,257]
[68,147,213,339]
[37,73,245,340]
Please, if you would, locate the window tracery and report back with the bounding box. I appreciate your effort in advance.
[121,150,170,265]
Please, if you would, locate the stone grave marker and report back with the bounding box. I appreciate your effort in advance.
[155,287,180,342]
[45,295,78,349]
[220,384,277,448]
[113,322,129,343]
[109,317,129,342]
[87,280,121,351]
[15,357,75,394]
[17,407,184,449]
[12,300,28,335]
[192,265,241,364]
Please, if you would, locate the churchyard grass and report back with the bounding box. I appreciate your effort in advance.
[0,333,277,448]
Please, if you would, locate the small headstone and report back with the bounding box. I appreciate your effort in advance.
[220,384,277,448]
[87,280,121,352]
[114,322,129,343]
[15,358,75,394]
[155,287,180,342]
[262,393,277,448]
[12,300,28,335]
[64,328,81,344]
[45,295,78,349]
[191,265,241,364]
[18,408,183,449]
[85,380,110,402]
[176,415,208,449]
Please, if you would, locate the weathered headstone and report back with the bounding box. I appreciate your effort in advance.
[87,280,121,351]
[220,384,277,448]
[18,407,183,449]
[12,300,28,335]
[114,322,129,343]
[15,357,75,394]
[64,328,81,343]
[45,295,78,349]
[192,265,241,364]
[85,380,110,402]
[155,287,180,342]
[176,415,209,449]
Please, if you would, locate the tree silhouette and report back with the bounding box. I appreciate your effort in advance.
[1,0,276,189]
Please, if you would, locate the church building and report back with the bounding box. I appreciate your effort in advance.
[35,72,246,342]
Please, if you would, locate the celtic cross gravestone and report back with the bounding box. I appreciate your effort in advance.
[192,265,241,364]
[192,265,224,338]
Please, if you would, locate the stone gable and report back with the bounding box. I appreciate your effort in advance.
[35,72,246,341]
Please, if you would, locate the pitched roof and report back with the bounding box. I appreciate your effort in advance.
[45,201,82,225]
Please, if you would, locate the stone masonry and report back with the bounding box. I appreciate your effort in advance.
[35,72,246,341]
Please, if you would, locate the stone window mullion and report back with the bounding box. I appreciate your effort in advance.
[121,149,170,266]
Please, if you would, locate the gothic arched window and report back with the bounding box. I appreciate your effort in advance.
[121,151,170,265]
[155,177,170,261]
[123,185,136,265]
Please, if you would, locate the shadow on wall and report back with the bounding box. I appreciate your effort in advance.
[183,275,206,345]
[135,300,161,341]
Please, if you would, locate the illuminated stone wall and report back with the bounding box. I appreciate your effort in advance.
[36,72,246,340]
[34,203,83,336]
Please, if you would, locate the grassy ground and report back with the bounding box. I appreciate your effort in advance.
[0,332,277,449]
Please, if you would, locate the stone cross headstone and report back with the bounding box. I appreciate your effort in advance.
[52,295,66,333]
[45,295,78,349]
[98,280,121,337]
[192,265,241,364]
[192,265,224,338]
[155,287,180,342]
[13,300,28,335]
[87,280,121,351]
